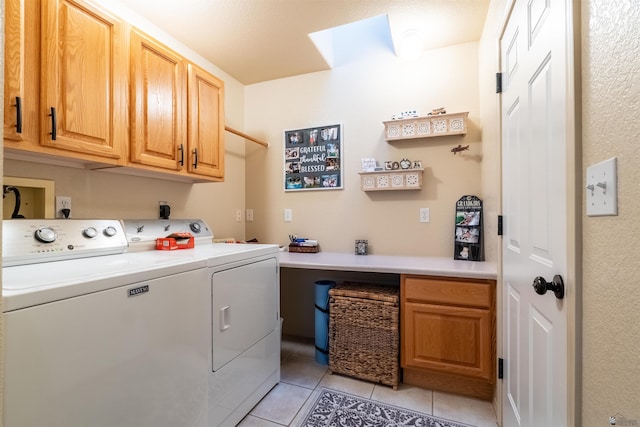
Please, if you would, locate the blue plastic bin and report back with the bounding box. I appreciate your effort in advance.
[314,280,336,364]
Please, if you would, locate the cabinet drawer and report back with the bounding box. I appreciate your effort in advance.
[402,275,493,308]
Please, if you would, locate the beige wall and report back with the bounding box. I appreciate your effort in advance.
[245,42,493,258]
[581,1,640,425]
[244,40,497,338]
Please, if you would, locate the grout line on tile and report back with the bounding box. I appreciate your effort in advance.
[256,415,287,426]
[289,393,314,426]
[430,387,434,413]
[278,378,318,391]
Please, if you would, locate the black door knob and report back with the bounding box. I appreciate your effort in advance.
[532,275,565,299]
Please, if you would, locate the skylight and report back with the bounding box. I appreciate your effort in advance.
[308,14,396,68]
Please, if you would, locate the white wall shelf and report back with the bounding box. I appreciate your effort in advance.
[359,169,423,191]
[383,112,468,141]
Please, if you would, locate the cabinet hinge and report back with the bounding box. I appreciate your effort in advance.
[498,358,504,379]
[498,215,503,236]
[496,72,503,93]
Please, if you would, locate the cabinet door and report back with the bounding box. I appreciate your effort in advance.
[187,63,225,179]
[402,301,493,381]
[130,28,186,171]
[41,0,127,161]
[4,0,39,143]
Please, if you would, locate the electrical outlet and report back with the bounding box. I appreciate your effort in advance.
[419,207,430,223]
[159,201,171,219]
[56,196,72,218]
[284,208,293,222]
[246,209,254,222]
[235,209,242,222]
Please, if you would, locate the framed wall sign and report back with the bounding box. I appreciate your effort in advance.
[284,124,342,191]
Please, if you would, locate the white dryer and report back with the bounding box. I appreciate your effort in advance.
[201,245,280,427]
[123,220,281,427]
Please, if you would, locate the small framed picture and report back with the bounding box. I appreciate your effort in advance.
[355,239,368,255]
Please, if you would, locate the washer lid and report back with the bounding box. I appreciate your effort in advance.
[2,250,206,312]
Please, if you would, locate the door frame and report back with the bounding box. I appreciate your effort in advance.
[495,0,582,425]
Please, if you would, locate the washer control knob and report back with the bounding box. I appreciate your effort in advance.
[189,222,201,233]
[34,227,57,243]
[83,227,98,238]
[103,226,118,237]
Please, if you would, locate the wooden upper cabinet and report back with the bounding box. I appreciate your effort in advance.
[187,63,225,180]
[4,0,226,181]
[130,28,186,171]
[4,0,39,144]
[40,0,127,162]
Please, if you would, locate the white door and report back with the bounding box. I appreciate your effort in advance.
[500,0,574,425]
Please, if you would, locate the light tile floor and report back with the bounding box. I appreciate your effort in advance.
[238,335,499,427]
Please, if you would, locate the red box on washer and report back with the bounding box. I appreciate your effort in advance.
[155,233,194,250]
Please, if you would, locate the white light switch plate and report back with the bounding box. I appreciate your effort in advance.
[586,157,617,216]
[419,208,430,223]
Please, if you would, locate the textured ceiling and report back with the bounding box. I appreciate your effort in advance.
[116,0,489,85]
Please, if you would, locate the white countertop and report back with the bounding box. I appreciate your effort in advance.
[279,251,497,280]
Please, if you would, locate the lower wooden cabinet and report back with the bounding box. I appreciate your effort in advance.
[401,274,496,400]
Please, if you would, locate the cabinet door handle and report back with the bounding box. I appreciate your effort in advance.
[178,144,184,166]
[48,107,57,140]
[192,148,198,169]
[14,97,22,134]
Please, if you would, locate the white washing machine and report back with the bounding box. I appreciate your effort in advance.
[123,220,281,427]
[2,219,210,427]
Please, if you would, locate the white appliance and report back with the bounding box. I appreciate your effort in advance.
[2,219,210,427]
[123,219,281,427]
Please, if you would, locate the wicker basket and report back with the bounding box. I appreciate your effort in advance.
[328,282,400,389]
[288,244,319,253]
